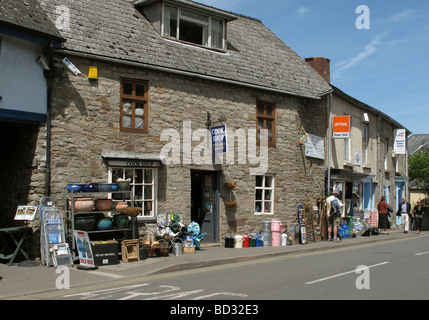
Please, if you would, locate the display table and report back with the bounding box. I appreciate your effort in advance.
[0,226,29,266]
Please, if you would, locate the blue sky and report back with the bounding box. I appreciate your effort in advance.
[197,0,429,135]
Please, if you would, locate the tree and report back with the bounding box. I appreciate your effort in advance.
[409,150,429,205]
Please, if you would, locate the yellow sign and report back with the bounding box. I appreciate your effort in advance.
[88,66,98,80]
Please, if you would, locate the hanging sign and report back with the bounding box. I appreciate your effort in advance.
[211,124,227,154]
[393,129,406,154]
[74,230,95,268]
[333,116,350,139]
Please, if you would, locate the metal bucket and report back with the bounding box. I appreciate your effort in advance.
[171,238,183,256]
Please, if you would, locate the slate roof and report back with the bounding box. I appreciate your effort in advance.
[0,0,63,41]
[37,0,331,99]
[408,134,429,155]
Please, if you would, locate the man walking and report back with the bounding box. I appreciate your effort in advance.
[397,196,411,233]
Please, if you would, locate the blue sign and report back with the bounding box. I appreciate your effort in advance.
[211,125,227,154]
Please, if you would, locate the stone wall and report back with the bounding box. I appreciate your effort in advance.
[31,55,327,241]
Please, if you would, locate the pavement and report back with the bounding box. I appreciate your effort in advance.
[0,229,425,300]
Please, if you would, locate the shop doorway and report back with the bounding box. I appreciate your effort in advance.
[190,170,220,243]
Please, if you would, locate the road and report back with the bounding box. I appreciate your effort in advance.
[24,235,429,302]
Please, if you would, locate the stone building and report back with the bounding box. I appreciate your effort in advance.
[2,0,332,251]
[306,57,411,222]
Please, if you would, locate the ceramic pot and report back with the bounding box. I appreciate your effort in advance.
[115,202,128,211]
[69,198,94,212]
[96,218,113,230]
[94,199,114,211]
[74,215,96,231]
[67,184,82,192]
[113,214,128,229]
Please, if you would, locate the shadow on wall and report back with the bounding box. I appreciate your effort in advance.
[0,122,40,228]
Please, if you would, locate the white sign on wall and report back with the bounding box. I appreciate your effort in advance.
[305,133,324,160]
[393,129,406,155]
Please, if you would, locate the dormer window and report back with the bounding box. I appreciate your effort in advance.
[136,0,236,52]
[162,4,225,50]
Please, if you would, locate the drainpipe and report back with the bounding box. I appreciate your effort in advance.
[327,92,332,196]
[43,42,55,197]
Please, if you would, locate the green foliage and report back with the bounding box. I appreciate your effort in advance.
[409,151,429,196]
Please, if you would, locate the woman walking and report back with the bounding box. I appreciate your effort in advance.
[377,196,391,235]
[413,200,425,234]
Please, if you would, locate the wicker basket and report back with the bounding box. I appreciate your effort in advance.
[124,207,142,218]
[183,245,196,254]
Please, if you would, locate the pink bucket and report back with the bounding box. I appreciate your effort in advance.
[271,220,281,232]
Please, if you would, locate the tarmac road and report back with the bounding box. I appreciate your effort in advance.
[15,232,429,301]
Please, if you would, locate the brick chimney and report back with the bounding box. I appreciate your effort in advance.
[305,57,330,84]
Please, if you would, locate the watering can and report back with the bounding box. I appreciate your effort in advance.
[171,238,183,256]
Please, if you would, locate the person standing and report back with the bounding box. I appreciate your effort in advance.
[413,200,425,234]
[325,189,343,242]
[397,197,411,233]
[377,196,391,235]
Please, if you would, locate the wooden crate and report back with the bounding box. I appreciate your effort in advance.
[121,239,140,262]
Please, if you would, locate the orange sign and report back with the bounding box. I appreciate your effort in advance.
[333,116,350,138]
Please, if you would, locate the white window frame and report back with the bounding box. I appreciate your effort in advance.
[344,138,351,163]
[109,167,158,220]
[384,138,389,170]
[254,175,275,215]
[362,123,368,164]
[162,3,226,50]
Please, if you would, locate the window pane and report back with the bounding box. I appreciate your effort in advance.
[211,18,223,49]
[255,189,262,201]
[136,84,145,97]
[125,169,133,182]
[163,5,177,37]
[257,104,264,115]
[255,176,263,187]
[265,176,273,188]
[123,102,132,114]
[179,20,208,46]
[265,190,272,201]
[134,169,143,184]
[144,185,152,200]
[144,201,152,216]
[181,9,208,22]
[266,105,273,115]
[123,82,132,95]
[144,169,152,183]
[264,201,272,213]
[255,201,262,213]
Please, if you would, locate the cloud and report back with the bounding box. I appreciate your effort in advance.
[333,34,386,80]
[297,7,309,15]
[390,9,414,22]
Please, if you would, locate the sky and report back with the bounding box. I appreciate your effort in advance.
[196,0,429,135]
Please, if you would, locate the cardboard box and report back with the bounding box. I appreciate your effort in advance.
[91,240,119,266]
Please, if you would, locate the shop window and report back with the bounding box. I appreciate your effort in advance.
[256,101,276,148]
[110,167,157,219]
[120,79,149,134]
[254,175,274,214]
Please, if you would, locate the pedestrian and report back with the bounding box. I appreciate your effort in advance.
[377,196,391,235]
[325,189,343,242]
[396,197,411,233]
[413,200,425,234]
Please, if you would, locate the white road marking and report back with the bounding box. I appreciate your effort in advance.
[305,261,389,285]
[415,251,429,256]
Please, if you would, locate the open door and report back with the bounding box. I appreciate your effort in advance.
[191,170,219,243]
